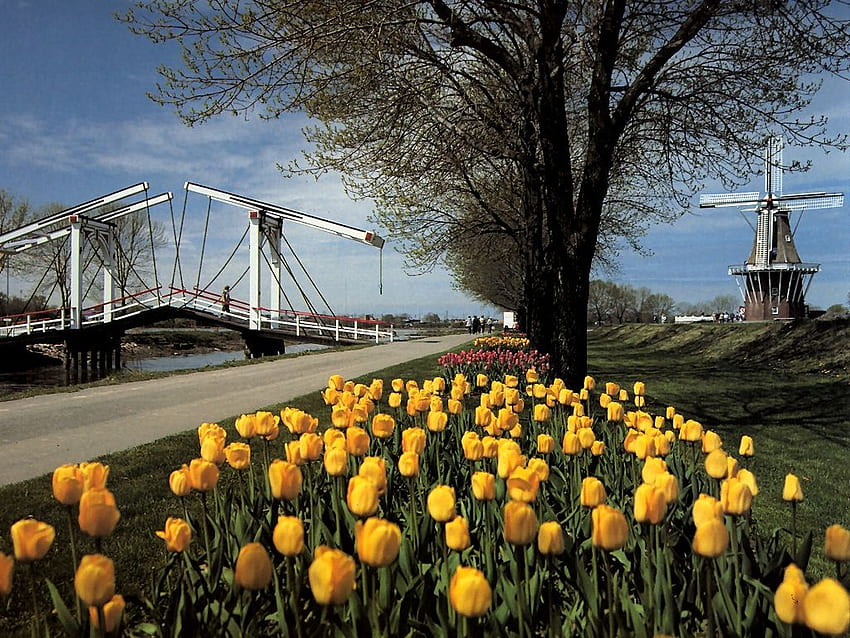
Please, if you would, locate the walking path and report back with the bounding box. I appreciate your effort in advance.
[0,333,472,486]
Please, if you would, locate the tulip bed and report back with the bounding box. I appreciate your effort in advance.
[2,339,850,637]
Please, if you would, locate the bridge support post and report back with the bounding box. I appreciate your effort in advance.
[242,332,285,359]
[70,217,83,329]
[248,211,262,330]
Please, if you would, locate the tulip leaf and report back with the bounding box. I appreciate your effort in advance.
[44,578,80,636]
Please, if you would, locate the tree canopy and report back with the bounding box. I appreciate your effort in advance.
[123,0,849,385]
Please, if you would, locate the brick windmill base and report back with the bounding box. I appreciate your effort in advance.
[731,264,819,321]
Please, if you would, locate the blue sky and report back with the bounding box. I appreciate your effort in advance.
[1,1,848,318]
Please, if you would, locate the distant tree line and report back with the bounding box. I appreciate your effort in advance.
[588,280,739,325]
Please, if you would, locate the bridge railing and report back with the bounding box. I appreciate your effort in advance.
[167,287,394,343]
[0,307,69,337]
[81,287,165,326]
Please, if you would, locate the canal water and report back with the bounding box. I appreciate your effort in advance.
[0,343,328,397]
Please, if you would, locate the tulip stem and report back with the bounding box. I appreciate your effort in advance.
[516,545,526,638]
[200,492,212,569]
[728,517,743,637]
[407,477,418,553]
[602,553,616,638]
[65,505,82,623]
[97,603,107,638]
[286,557,303,638]
[28,563,42,637]
[791,501,798,557]
[703,558,715,638]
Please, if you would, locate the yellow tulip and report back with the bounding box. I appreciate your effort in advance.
[200,434,226,465]
[497,407,519,431]
[736,468,758,497]
[268,459,302,501]
[617,389,628,402]
[825,524,850,562]
[254,411,280,440]
[704,448,729,479]
[692,494,724,527]
[591,440,606,456]
[558,388,574,405]
[449,566,491,618]
[427,486,456,522]
[720,477,753,516]
[605,382,620,396]
[298,433,324,461]
[224,442,251,470]
[507,467,540,503]
[783,473,804,502]
[679,419,703,442]
[599,393,612,409]
[10,519,55,563]
[666,406,676,420]
[88,594,125,632]
[355,517,401,567]
[168,464,192,497]
[692,518,729,558]
[533,403,551,423]
[188,458,219,491]
[309,546,356,605]
[282,408,319,434]
[346,475,379,517]
[0,552,12,597]
[155,517,191,552]
[235,413,257,438]
[324,428,345,448]
[634,483,667,525]
[633,381,646,396]
[504,501,538,546]
[323,446,348,477]
[391,378,404,392]
[738,435,755,457]
[401,427,427,454]
[358,457,387,496]
[446,516,472,551]
[79,462,110,492]
[537,521,565,556]
[701,430,722,453]
[774,563,808,624]
[527,458,549,483]
[78,488,121,538]
[448,398,463,414]
[562,432,581,456]
[497,449,525,479]
[345,426,370,456]
[580,477,607,508]
[52,464,84,506]
[591,505,628,551]
[653,472,680,504]
[471,472,496,501]
[726,456,740,479]
[75,554,115,607]
[235,543,273,590]
[607,402,624,422]
[285,440,304,466]
[641,458,667,485]
[198,422,226,445]
[397,451,420,477]
[803,578,850,636]
[584,375,596,390]
[273,516,305,557]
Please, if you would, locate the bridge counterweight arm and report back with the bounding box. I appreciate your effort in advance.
[185,182,385,249]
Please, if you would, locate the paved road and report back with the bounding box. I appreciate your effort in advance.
[0,333,472,486]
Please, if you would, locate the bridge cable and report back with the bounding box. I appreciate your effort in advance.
[229,265,250,291]
[258,248,299,316]
[169,186,189,292]
[280,234,335,316]
[109,224,161,307]
[275,251,326,319]
[142,185,161,301]
[194,225,249,304]
[194,196,213,293]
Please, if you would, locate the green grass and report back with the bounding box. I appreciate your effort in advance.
[0,323,847,634]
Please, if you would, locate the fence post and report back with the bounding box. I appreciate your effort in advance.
[353,320,358,340]
[335,319,340,341]
[296,314,301,337]
[26,314,31,334]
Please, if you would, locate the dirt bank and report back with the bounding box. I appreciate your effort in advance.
[589,316,850,378]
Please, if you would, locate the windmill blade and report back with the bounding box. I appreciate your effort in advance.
[765,136,784,197]
[775,193,844,211]
[699,192,761,208]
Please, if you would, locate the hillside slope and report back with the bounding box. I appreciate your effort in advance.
[589,317,850,378]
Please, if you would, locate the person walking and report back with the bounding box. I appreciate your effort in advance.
[221,285,231,314]
[465,315,473,334]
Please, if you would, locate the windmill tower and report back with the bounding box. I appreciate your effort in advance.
[699,137,844,321]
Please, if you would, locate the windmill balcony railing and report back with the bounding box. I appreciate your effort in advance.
[728,262,821,275]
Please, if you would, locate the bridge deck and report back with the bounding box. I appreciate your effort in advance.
[0,287,394,349]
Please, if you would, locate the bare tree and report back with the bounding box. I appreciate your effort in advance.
[123,1,850,385]
[0,190,32,278]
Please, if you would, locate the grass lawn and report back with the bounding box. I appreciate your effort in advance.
[0,322,847,634]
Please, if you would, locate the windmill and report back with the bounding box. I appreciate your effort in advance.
[699,137,844,320]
